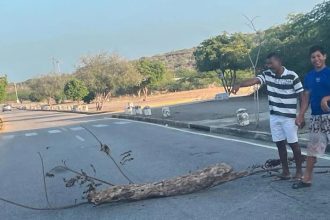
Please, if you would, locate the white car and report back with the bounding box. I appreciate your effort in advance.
[2,104,12,112]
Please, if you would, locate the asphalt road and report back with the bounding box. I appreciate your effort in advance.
[150,96,269,122]
[1,110,330,220]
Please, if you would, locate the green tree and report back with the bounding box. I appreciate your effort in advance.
[82,91,96,104]
[135,59,170,99]
[75,53,141,110]
[168,68,220,92]
[0,75,8,103]
[54,93,66,104]
[28,92,44,102]
[194,33,251,94]
[64,78,88,103]
[251,1,330,77]
[28,73,69,105]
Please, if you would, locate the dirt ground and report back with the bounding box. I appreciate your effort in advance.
[8,86,255,114]
[87,86,255,113]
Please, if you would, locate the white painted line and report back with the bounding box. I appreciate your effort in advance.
[2,135,15,139]
[76,117,113,124]
[113,121,131,125]
[79,118,109,123]
[25,132,38,137]
[115,118,330,161]
[48,129,62,134]
[70,126,84,131]
[75,135,85,142]
[92,124,108,128]
[76,116,330,161]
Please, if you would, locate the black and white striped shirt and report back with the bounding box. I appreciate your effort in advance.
[256,68,304,118]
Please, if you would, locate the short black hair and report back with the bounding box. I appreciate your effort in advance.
[309,45,326,55]
[266,52,282,62]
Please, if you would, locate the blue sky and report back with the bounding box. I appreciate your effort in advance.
[0,0,324,82]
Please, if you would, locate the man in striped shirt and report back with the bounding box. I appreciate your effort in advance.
[232,52,304,180]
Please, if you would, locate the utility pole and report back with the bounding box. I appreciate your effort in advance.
[14,82,19,103]
[52,57,61,73]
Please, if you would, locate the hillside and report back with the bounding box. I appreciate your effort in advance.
[141,48,196,71]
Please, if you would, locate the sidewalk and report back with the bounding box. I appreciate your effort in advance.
[112,95,311,148]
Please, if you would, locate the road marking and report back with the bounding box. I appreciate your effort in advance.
[113,121,131,125]
[115,118,330,161]
[92,124,108,128]
[25,132,38,137]
[2,135,15,139]
[75,135,85,142]
[48,129,62,134]
[70,126,84,131]
[70,116,330,161]
[75,117,113,124]
[79,118,109,123]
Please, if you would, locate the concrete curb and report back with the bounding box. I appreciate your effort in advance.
[112,114,190,129]
[112,114,309,148]
[210,126,272,142]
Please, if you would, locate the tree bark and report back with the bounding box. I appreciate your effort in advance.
[88,163,248,205]
[142,87,148,101]
[47,97,52,106]
[95,92,111,111]
[0,117,3,130]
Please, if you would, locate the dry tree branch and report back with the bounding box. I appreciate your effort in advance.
[1,154,330,210]
[243,15,259,32]
[243,14,263,70]
[243,14,264,127]
[47,165,115,186]
[38,152,52,208]
[0,197,88,211]
[88,163,248,205]
[81,125,134,184]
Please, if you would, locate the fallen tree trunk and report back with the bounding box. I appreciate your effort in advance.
[88,163,248,205]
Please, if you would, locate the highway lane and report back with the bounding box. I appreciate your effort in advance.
[1,110,330,219]
[0,109,108,133]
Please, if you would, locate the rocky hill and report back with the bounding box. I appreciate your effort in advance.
[141,48,196,71]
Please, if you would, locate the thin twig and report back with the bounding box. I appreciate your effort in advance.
[254,44,262,68]
[82,126,134,184]
[81,125,102,145]
[243,14,263,127]
[38,152,52,208]
[48,165,115,186]
[107,154,134,184]
[0,196,88,211]
[2,165,330,210]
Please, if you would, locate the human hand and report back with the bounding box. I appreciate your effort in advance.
[295,114,305,129]
[321,96,330,112]
[231,84,240,94]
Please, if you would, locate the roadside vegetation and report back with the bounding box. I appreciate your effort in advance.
[4,1,329,110]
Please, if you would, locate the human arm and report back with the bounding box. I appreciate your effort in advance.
[232,78,261,94]
[321,95,330,112]
[296,91,310,128]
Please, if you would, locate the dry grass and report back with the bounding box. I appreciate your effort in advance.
[87,86,255,112]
